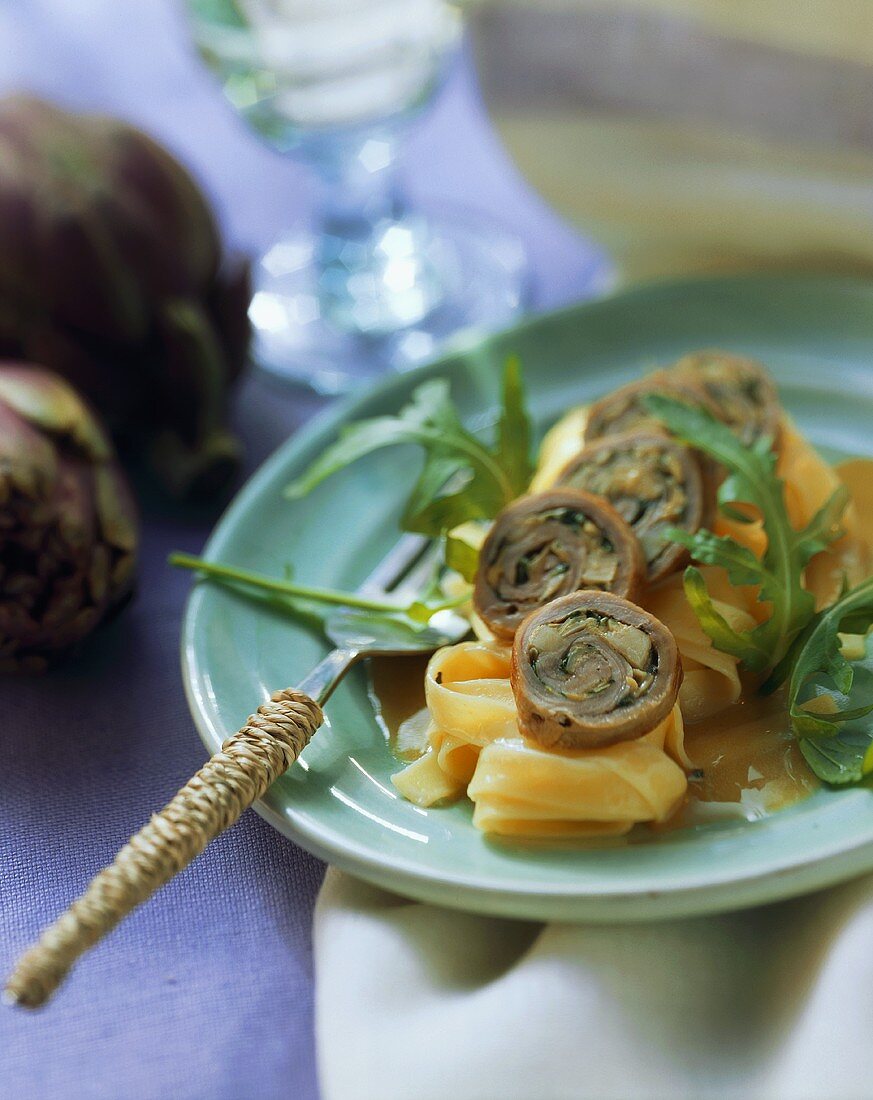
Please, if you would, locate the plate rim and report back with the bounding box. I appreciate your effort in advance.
[181,272,873,920]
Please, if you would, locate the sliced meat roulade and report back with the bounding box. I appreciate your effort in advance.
[669,350,782,448]
[511,591,682,749]
[473,489,646,641]
[555,431,711,583]
[584,371,721,444]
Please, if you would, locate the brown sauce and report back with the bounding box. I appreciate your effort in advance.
[368,655,429,753]
[679,687,816,817]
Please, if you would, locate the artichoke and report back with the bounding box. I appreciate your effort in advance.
[0,364,137,671]
[0,95,250,499]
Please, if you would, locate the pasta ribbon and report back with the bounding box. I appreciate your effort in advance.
[392,639,689,837]
[530,405,589,492]
[424,642,516,744]
[779,418,867,608]
[646,567,758,723]
[710,416,867,609]
[468,708,688,839]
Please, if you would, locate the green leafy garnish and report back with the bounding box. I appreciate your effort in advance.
[444,532,481,584]
[785,576,873,783]
[169,553,462,629]
[171,365,528,640]
[285,358,533,539]
[644,396,849,677]
[494,355,532,495]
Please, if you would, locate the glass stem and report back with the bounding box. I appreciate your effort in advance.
[308,127,443,334]
[316,129,406,234]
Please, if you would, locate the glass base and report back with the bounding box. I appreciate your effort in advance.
[249,208,529,395]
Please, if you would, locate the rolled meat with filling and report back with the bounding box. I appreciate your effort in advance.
[555,431,710,582]
[584,370,722,444]
[473,489,646,641]
[669,350,782,448]
[511,591,683,749]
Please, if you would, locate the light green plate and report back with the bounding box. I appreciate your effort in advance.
[182,274,873,922]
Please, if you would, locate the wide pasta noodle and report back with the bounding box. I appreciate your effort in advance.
[392,640,689,837]
[468,709,687,839]
[391,643,514,808]
[779,418,868,606]
[780,415,851,530]
[646,567,758,724]
[837,459,873,549]
[529,405,589,492]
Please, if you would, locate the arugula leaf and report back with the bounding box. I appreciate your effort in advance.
[788,577,873,765]
[795,486,852,566]
[799,722,873,786]
[284,362,532,544]
[495,355,534,495]
[169,552,463,630]
[645,395,848,676]
[669,529,765,588]
[401,453,497,536]
[445,533,481,584]
[683,566,770,668]
[795,627,873,787]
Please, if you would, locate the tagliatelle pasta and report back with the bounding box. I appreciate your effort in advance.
[391,642,514,808]
[468,711,688,838]
[778,418,868,606]
[529,405,590,492]
[646,566,758,723]
[391,639,690,837]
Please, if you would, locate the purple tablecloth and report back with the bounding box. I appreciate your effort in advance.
[0,4,606,1097]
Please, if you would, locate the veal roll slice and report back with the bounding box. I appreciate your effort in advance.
[473,489,646,641]
[584,370,721,444]
[555,431,710,583]
[511,591,682,749]
[669,350,782,448]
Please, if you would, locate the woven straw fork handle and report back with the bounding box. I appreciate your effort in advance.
[4,687,323,1009]
[5,533,460,1008]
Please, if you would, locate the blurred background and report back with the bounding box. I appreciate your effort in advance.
[469,0,873,280]
[5,0,871,395]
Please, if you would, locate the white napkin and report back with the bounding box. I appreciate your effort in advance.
[315,867,873,1100]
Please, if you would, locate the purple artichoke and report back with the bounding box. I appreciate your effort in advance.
[0,364,138,671]
[0,96,250,500]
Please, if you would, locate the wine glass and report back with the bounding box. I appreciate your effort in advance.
[185,0,529,394]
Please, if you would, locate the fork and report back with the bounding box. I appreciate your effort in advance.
[5,534,469,1008]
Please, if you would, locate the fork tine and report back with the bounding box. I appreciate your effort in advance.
[356,533,432,598]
